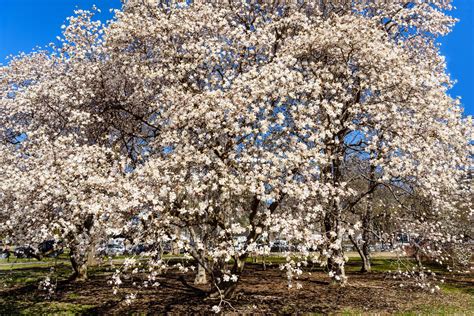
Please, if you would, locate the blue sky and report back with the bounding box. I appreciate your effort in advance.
[0,0,473,115]
[438,1,474,115]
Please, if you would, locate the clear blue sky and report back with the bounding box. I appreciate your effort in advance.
[0,0,473,115]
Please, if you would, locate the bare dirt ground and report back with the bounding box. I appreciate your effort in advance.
[0,261,472,315]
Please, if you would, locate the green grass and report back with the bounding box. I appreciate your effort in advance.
[397,305,472,315]
[338,307,370,315]
[66,292,81,300]
[18,302,95,315]
[345,257,395,272]
[0,263,71,287]
[0,255,70,271]
[1,263,46,271]
[344,257,449,274]
[0,257,60,263]
[440,283,474,296]
[339,306,472,315]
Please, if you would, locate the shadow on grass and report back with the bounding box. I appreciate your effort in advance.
[0,259,471,314]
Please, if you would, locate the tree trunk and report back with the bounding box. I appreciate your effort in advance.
[321,154,347,284]
[361,241,371,272]
[69,248,88,281]
[172,227,180,255]
[359,164,376,273]
[324,211,347,284]
[69,241,95,282]
[208,258,245,300]
[327,255,346,284]
[86,240,98,267]
[360,208,373,273]
[194,263,208,285]
[349,235,371,273]
[68,215,96,282]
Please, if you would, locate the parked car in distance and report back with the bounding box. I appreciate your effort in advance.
[14,246,37,259]
[130,244,155,255]
[233,236,247,251]
[107,244,126,256]
[38,240,64,258]
[0,248,10,259]
[343,244,354,252]
[97,238,126,257]
[270,239,289,252]
[162,242,172,254]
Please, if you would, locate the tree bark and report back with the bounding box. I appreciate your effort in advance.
[322,154,347,284]
[349,235,371,273]
[67,214,96,282]
[360,207,373,273]
[359,164,376,273]
[171,227,180,255]
[69,247,88,281]
[86,239,98,267]
[194,263,208,285]
[360,240,372,272]
[324,211,347,284]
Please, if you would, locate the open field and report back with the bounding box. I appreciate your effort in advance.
[0,256,472,315]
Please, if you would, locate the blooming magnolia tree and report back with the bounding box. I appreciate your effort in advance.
[0,0,471,303]
[0,132,131,280]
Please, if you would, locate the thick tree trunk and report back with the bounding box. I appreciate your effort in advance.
[86,239,98,267]
[68,214,96,282]
[194,263,208,285]
[172,227,180,255]
[69,248,88,281]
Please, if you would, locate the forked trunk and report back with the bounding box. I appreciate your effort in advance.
[349,235,371,273]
